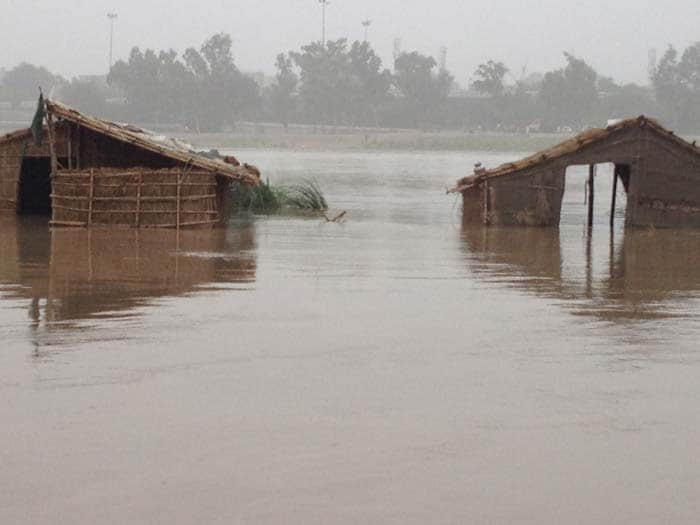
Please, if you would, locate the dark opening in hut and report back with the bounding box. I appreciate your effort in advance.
[18,157,52,215]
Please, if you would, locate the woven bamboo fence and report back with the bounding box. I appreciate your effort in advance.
[50,167,222,228]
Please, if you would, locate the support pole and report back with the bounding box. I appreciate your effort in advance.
[67,135,72,169]
[176,172,181,231]
[610,169,619,228]
[587,164,595,229]
[135,172,142,227]
[482,181,490,225]
[88,169,95,226]
[46,110,58,178]
[75,125,81,169]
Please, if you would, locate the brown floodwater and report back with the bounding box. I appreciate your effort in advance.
[2,150,700,524]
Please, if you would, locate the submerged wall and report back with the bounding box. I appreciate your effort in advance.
[626,128,700,228]
[52,167,222,228]
[461,165,566,227]
[0,136,24,212]
[460,125,700,229]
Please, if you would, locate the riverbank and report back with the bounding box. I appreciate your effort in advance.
[181,130,572,153]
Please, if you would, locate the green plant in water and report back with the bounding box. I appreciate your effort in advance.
[227,178,328,216]
[284,179,328,211]
[228,178,286,213]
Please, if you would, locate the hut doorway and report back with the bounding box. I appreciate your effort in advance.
[18,157,52,216]
[561,163,628,227]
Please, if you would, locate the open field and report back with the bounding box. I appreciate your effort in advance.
[182,129,700,153]
[3,119,697,154]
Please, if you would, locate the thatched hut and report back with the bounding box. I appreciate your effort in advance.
[449,117,700,228]
[0,98,260,227]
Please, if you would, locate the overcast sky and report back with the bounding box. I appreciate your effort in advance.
[3,0,700,85]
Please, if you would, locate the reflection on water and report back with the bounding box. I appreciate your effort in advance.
[0,215,256,328]
[461,224,700,321]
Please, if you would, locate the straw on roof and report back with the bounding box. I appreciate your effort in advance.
[44,99,260,185]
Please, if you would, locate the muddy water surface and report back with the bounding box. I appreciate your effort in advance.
[2,150,700,524]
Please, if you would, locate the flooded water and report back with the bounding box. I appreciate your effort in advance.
[2,150,700,524]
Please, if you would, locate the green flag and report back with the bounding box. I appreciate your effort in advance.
[30,94,46,146]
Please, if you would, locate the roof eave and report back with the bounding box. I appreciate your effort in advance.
[44,99,259,185]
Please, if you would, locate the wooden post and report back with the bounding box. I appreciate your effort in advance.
[176,172,181,230]
[587,164,595,229]
[482,181,490,225]
[67,134,73,169]
[46,110,58,178]
[135,172,142,227]
[75,125,81,169]
[585,226,593,297]
[88,169,95,226]
[610,170,619,228]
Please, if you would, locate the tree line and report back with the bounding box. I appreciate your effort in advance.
[2,33,700,133]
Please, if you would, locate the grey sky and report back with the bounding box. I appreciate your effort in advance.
[3,0,700,85]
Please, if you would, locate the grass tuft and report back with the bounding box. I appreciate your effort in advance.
[228,178,286,213]
[227,178,328,216]
[284,179,328,211]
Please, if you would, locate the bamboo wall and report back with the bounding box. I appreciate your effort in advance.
[51,167,222,228]
[0,137,23,211]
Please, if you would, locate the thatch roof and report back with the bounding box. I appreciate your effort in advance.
[0,127,34,145]
[0,99,259,185]
[449,116,700,193]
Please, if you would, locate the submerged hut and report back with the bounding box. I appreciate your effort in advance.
[0,98,260,227]
[449,116,700,228]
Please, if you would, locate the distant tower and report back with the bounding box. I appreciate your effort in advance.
[319,0,330,47]
[107,12,118,73]
[648,48,658,82]
[393,38,402,62]
[439,46,447,71]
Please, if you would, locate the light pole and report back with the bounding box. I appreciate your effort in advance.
[107,12,118,73]
[362,19,371,42]
[319,0,330,47]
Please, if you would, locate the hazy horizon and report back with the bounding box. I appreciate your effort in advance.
[3,0,700,86]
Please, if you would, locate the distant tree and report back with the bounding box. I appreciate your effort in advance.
[56,79,108,116]
[183,33,261,131]
[291,39,353,124]
[596,75,618,94]
[109,33,261,131]
[600,83,657,120]
[678,43,700,130]
[472,60,508,97]
[1,63,64,107]
[288,38,393,126]
[393,51,453,128]
[346,41,392,125]
[540,52,598,129]
[653,43,700,131]
[109,47,193,123]
[268,53,298,129]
